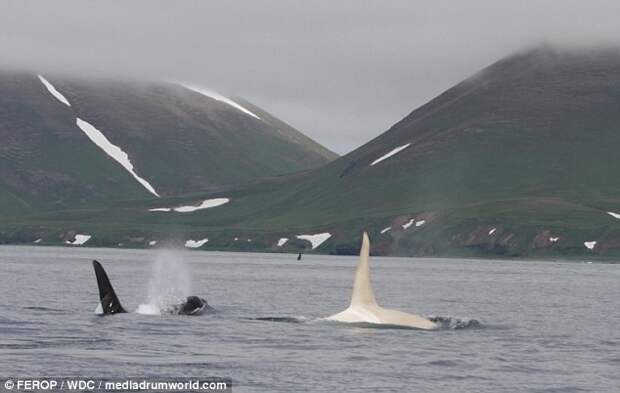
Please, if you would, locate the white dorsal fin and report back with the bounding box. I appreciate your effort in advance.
[350,232,378,307]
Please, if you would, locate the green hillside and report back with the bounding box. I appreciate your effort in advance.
[4,46,620,258]
[0,71,337,213]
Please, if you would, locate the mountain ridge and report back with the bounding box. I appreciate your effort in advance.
[0,71,337,214]
[4,46,620,258]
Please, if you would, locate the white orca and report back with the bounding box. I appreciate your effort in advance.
[92,260,213,316]
[326,232,438,330]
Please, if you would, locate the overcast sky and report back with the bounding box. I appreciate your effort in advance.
[2,1,620,154]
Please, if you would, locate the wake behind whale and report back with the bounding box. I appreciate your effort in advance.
[428,316,482,330]
[252,315,481,330]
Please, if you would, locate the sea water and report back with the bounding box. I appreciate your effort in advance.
[0,246,618,392]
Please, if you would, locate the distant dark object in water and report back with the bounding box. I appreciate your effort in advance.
[92,260,213,316]
[297,253,302,261]
[254,316,305,323]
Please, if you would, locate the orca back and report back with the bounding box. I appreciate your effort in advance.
[92,260,126,315]
[179,296,212,315]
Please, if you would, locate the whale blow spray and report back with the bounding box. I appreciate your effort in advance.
[137,250,191,315]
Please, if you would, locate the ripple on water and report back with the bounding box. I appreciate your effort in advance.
[345,355,369,361]
[426,359,461,367]
[22,306,69,314]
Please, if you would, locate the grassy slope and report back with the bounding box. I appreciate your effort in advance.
[53,77,337,195]
[0,72,152,213]
[232,98,338,162]
[0,72,337,213]
[4,47,620,258]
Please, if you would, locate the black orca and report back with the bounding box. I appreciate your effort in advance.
[93,260,126,314]
[167,295,214,315]
[92,260,213,316]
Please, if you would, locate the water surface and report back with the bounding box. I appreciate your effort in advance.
[0,246,618,392]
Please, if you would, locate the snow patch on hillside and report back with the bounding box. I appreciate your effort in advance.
[66,234,91,245]
[380,226,391,234]
[370,143,411,166]
[277,238,289,247]
[488,228,497,235]
[182,84,261,120]
[296,233,331,250]
[416,220,426,227]
[549,237,559,243]
[76,118,160,197]
[185,239,208,248]
[149,198,230,213]
[38,75,71,106]
[173,198,230,212]
[402,219,415,229]
[607,211,620,219]
[584,241,597,250]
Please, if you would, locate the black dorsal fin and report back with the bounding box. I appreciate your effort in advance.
[92,260,126,315]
